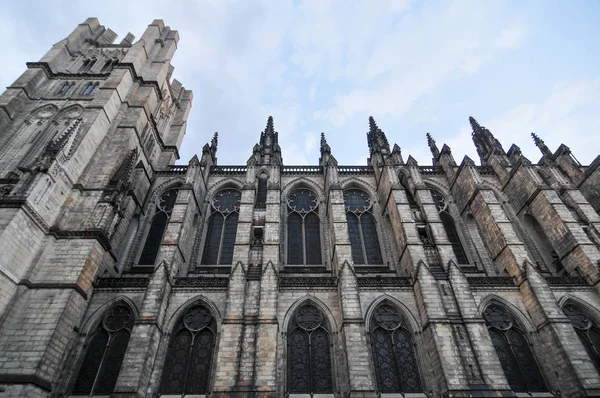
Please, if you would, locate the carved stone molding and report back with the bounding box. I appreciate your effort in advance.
[95,277,150,288]
[467,277,515,287]
[357,276,412,287]
[545,276,590,286]
[279,277,337,288]
[174,277,229,288]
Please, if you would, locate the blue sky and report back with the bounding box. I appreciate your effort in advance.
[1,0,599,166]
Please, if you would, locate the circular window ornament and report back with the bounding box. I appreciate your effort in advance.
[103,305,133,332]
[287,189,318,213]
[183,306,212,331]
[213,189,241,213]
[484,304,512,330]
[344,189,371,213]
[373,304,402,330]
[296,304,323,331]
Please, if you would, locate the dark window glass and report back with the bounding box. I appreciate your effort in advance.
[370,303,422,393]
[72,305,134,395]
[161,305,216,395]
[431,190,469,264]
[201,189,241,265]
[343,189,383,265]
[287,189,322,265]
[256,174,267,208]
[484,303,546,392]
[563,303,600,372]
[287,304,333,394]
[139,189,179,265]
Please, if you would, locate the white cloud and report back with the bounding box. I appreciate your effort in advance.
[494,25,527,49]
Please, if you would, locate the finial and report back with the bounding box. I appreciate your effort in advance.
[266,116,274,132]
[531,132,552,157]
[369,116,378,131]
[469,116,482,133]
[211,132,218,148]
[320,132,331,153]
[426,132,440,158]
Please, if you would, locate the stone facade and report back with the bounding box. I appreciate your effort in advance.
[0,18,600,398]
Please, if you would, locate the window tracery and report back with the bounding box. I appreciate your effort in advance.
[344,189,383,265]
[287,303,333,394]
[563,303,600,372]
[483,303,546,392]
[370,303,422,393]
[139,188,179,265]
[160,304,216,395]
[201,189,241,265]
[72,304,134,395]
[287,188,322,265]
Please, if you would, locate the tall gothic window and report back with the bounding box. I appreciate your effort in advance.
[287,303,333,394]
[160,304,216,395]
[256,173,268,208]
[431,190,469,264]
[201,189,241,265]
[72,304,134,395]
[287,189,322,265]
[139,188,179,265]
[562,303,600,372]
[484,303,546,392]
[344,189,383,265]
[370,303,422,393]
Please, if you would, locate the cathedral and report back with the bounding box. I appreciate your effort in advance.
[1,18,600,398]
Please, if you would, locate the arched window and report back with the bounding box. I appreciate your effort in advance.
[80,58,97,72]
[139,188,179,265]
[562,303,600,372]
[55,81,73,95]
[287,188,322,265]
[160,304,216,395]
[370,303,422,393]
[81,82,99,96]
[256,172,268,208]
[72,304,134,395]
[431,190,469,264]
[287,303,333,394]
[483,303,546,392]
[201,189,241,265]
[344,189,383,265]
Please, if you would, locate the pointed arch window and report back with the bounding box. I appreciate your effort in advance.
[484,303,546,392]
[256,172,268,208]
[287,189,322,265]
[344,189,383,265]
[81,82,99,96]
[287,303,333,394]
[160,304,216,395]
[139,188,179,265]
[201,189,241,265]
[55,81,74,96]
[72,304,134,395]
[431,190,469,264]
[370,303,422,393]
[563,303,600,372]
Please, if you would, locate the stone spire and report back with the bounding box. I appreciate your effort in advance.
[319,132,337,166]
[366,116,390,162]
[248,116,282,166]
[426,132,440,159]
[531,132,553,157]
[202,132,218,163]
[470,116,505,162]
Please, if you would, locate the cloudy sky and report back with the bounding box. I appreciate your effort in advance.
[1,0,599,166]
